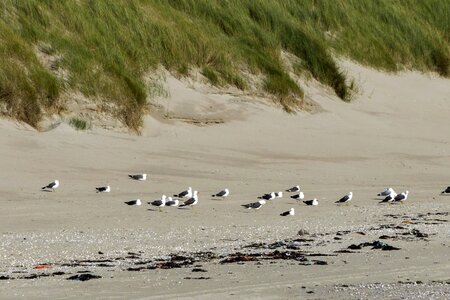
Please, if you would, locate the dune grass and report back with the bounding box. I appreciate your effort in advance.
[0,0,448,130]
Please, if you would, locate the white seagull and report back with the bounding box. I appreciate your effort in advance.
[42,180,59,191]
[174,187,193,198]
[179,190,199,208]
[441,186,450,194]
[378,187,395,196]
[128,174,147,181]
[166,197,179,207]
[95,186,111,193]
[394,190,409,203]
[280,208,295,216]
[290,192,305,200]
[258,192,276,200]
[336,192,353,204]
[379,191,397,203]
[242,200,266,210]
[211,188,230,198]
[303,198,318,206]
[125,199,141,206]
[150,195,167,211]
[286,185,300,193]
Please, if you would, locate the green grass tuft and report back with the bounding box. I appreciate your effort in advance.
[68,117,91,131]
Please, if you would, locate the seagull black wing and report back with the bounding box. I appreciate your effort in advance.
[280,210,290,216]
[336,195,349,203]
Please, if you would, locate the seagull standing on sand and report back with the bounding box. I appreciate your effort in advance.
[150,195,167,211]
[290,192,305,200]
[258,192,276,200]
[286,185,300,193]
[441,186,450,194]
[42,180,59,191]
[280,208,295,216]
[303,198,318,206]
[179,190,199,208]
[378,187,395,196]
[212,188,229,198]
[394,191,409,203]
[379,191,397,203]
[166,197,179,207]
[95,186,111,193]
[125,199,141,206]
[128,174,147,181]
[174,187,192,198]
[336,192,353,204]
[242,200,266,210]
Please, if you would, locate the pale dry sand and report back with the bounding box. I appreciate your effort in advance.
[0,61,449,299]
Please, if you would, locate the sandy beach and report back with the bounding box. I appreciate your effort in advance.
[1,61,449,299]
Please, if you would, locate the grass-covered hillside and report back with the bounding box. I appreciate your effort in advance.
[0,0,449,131]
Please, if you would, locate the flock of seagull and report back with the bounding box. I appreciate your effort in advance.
[41,176,450,217]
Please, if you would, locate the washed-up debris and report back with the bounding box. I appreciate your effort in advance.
[192,268,208,272]
[347,241,401,251]
[184,276,211,280]
[0,275,11,280]
[67,273,102,281]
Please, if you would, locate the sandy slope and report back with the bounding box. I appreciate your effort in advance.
[0,61,449,299]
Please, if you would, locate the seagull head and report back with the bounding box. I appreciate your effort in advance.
[136,199,142,205]
[290,208,295,215]
[259,200,266,205]
[142,174,147,180]
[277,192,283,198]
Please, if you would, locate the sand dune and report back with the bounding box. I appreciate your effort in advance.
[0,61,449,299]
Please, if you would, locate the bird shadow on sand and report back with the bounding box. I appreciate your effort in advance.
[40,190,53,193]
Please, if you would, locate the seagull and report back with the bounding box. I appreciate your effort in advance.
[125,199,141,206]
[128,174,147,181]
[290,192,305,200]
[179,190,199,208]
[378,187,395,196]
[303,198,318,206]
[441,186,450,194]
[174,187,192,198]
[95,186,111,193]
[42,180,59,191]
[280,208,295,216]
[166,197,179,207]
[149,195,167,211]
[394,190,409,203]
[336,192,353,204]
[211,188,229,198]
[242,200,266,210]
[275,191,283,198]
[258,192,276,200]
[379,191,397,203]
[286,185,300,192]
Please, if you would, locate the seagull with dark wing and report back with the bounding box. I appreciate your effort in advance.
[441,186,450,194]
[242,200,266,210]
[174,187,192,198]
[42,180,59,192]
[179,190,199,208]
[95,186,111,193]
[166,197,179,207]
[377,187,395,196]
[335,192,353,204]
[290,192,305,200]
[125,199,141,206]
[258,192,276,201]
[286,185,300,193]
[280,208,295,216]
[149,195,167,211]
[303,198,318,206]
[394,190,409,204]
[211,188,229,198]
[128,174,147,181]
[379,191,397,203]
